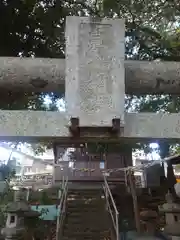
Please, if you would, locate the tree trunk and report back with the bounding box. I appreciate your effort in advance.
[0,57,179,94]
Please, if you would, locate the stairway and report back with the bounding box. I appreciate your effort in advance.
[61,188,113,240]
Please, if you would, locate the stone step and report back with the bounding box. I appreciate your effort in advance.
[65,211,107,217]
[66,212,109,217]
[66,207,105,212]
[67,196,104,201]
[66,205,105,209]
[68,189,103,192]
[64,217,109,224]
[62,238,106,240]
[62,230,110,237]
[66,205,105,211]
[62,237,110,240]
[66,206,105,211]
[67,191,104,197]
[65,211,106,217]
[64,220,110,225]
[63,230,110,235]
[64,220,109,226]
[67,200,105,204]
[63,213,111,224]
[62,189,111,240]
[67,197,104,202]
[63,225,110,232]
[67,203,106,208]
[66,206,108,213]
[64,213,111,227]
[68,191,103,195]
[62,234,111,239]
[64,217,110,225]
[63,226,110,231]
[67,199,106,206]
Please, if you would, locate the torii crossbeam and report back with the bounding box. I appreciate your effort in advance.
[0,110,179,142]
[0,58,179,95]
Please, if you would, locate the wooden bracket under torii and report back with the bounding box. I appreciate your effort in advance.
[69,117,121,138]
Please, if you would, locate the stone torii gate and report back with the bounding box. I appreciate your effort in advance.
[0,16,178,184]
[0,16,179,143]
[1,16,180,240]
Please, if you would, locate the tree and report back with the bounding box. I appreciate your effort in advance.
[100,0,180,158]
[0,0,85,110]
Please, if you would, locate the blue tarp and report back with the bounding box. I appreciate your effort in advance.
[31,205,60,221]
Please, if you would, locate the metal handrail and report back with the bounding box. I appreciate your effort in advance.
[56,176,68,240]
[103,174,119,240]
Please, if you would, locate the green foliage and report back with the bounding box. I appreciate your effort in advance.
[29,142,51,155]
[0,0,96,58]
[101,0,180,61]
[0,164,15,181]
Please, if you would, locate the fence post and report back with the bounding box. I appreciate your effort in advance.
[128,170,141,234]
